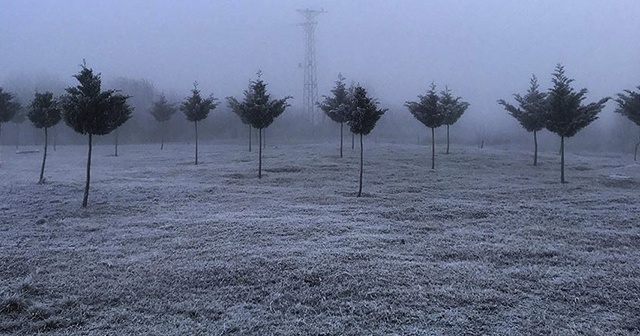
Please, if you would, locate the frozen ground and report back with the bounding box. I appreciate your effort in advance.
[1,141,639,335]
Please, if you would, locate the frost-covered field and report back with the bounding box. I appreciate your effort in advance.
[1,142,639,335]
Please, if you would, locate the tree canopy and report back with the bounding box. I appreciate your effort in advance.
[227,73,291,130]
[180,83,218,123]
[28,91,61,129]
[149,94,177,123]
[347,85,387,136]
[615,86,640,126]
[441,88,469,127]
[405,83,444,129]
[318,74,351,124]
[498,75,547,132]
[0,88,20,124]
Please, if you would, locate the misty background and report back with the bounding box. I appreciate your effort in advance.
[1,0,639,152]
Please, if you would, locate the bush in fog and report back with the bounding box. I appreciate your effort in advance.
[614,86,640,161]
[440,87,469,154]
[227,71,291,178]
[318,74,351,158]
[498,75,547,166]
[61,63,133,207]
[406,83,445,170]
[348,85,387,197]
[28,92,61,184]
[545,64,609,183]
[0,88,21,167]
[149,94,177,150]
[180,83,218,165]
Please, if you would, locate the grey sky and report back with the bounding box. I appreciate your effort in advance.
[1,0,638,120]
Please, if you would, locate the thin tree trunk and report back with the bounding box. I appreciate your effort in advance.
[431,127,435,170]
[53,125,57,151]
[560,135,565,184]
[339,122,343,158]
[351,132,355,150]
[446,125,450,154]
[248,125,252,152]
[82,134,92,207]
[160,122,165,150]
[0,124,3,167]
[39,128,48,184]
[194,121,198,165]
[15,124,19,150]
[358,133,363,197]
[258,128,263,179]
[635,127,640,162]
[114,129,118,157]
[263,128,266,149]
[533,130,538,166]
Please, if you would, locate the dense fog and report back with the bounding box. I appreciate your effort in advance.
[1,0,639,153]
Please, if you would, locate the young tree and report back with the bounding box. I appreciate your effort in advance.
[498,75,547,166]
[614,86,640,161]
[440,87,469,154]
[405,83,444,170]
[0,88,20,167]
[545,64,608,183]
[227,72,291,178]
[61,63,133,207]
[28,92,61,183]
[318,74,351,157]
[149,94,177,150]
[347,85,387,197]
[180,83,218,165]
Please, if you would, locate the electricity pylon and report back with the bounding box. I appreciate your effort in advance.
[298,8,325,124]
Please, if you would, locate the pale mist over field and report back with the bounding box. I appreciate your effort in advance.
[1,0,639,148]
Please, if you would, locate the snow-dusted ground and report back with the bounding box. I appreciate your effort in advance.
[1,141,639,335]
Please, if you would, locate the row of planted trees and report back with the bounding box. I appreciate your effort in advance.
[1,63,640,207]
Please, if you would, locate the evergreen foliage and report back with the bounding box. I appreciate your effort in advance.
[0,88,21,166]
[347,85,387,197]
[227,72,291,178]
[28,91,61,183]
[318,74,351,157]
[149,94,177,150]
[498,75,547,165]
[61,63,134,207]
[545,64,609,183]
[406,84,443,169]
[440,87,469,154]
[614,86,640,160]
[180,83,218,164]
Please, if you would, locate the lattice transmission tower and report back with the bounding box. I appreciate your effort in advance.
[297,8,325,124]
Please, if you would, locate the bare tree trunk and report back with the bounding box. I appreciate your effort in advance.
[248,125,252,152]
[258,128,263,179]
[263,128,266,149]
[339,122,344,158]
[358,133,363,197]
[0,124,3,167]
[560,135,566,184]
[351,132,355,150]
[446,125,450,154]
[160,121,165,150]
[194,121,198,165]
[53,125,57,151]
[635,127,640,162]
[533,130,538,166]
[82,134,93,207]
[39,128,48,184]
[114,129,118,157]
[15,124,19,150]
[431,127,435,170]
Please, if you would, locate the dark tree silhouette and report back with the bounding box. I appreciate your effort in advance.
[545,64,608,183]
[11,109,26,150]
[180,83,218,165]
[61,64,133,207]
[227,72,291,178]
[28,92,61,183]
[318,74,351,157]
[347,85,387,197]
[149,94,177,150]
[498,75,547,166]
[0,88,21,167]
[440,87,469,154]
[406,83,444,170]
[614,86,640,161]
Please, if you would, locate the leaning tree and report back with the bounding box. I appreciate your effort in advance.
[545,64,608,183]
[318,74,351,158]
[180,83,218,165]
[61,63,133,207]
[614,86,640,161]
[406,83,444,170]
[498,75,547,166]
[440,87,469,154]
[348,85,387,197]
[149,94,177,150]
[28,91,61,183]
[0,88,20,167]
[227,72,291,178]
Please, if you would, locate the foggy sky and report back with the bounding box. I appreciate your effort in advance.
[2,0,639,123]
